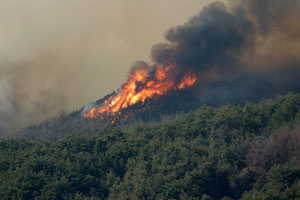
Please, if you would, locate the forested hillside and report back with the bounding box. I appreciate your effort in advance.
[1,93,300,199]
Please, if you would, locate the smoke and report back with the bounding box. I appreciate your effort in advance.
[2,0,300,135]
[152,2,253,74]
[0,0,214,136]
[149,0,300,105]
[0,53,79,136]
[0,78,15,134]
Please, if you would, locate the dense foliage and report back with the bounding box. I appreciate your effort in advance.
[1,93,300,199]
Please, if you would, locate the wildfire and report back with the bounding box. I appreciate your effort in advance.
[84,64,197,122]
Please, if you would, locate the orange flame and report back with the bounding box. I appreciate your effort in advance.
[84,64,197,122]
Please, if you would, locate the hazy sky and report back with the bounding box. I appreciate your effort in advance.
[0,0,214,132]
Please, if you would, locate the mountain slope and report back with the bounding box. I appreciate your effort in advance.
[1,93,300,199]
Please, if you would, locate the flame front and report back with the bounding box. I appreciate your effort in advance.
[84,64,197,122]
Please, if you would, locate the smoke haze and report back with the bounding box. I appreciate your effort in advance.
[0,0,214,136]
[1,0,300,135]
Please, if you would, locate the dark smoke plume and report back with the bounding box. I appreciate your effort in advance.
[150,0,300,104]
[152,2,253,74]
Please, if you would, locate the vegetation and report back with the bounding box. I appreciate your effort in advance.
[1,93,300,199]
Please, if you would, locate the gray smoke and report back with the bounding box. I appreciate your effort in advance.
[2,0,300,136]
[152,2,253,74]
[0,53,74,137]
[149,0,300,104]
[0,0,216,137]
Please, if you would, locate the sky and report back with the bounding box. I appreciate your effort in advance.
[0,0,214,134]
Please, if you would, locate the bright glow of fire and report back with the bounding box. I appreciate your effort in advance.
[84,64,197,122]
